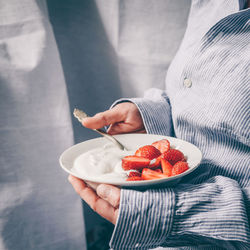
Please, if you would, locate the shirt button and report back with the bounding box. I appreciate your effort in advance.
[183,78,192,88]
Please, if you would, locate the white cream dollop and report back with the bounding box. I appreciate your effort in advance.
[72,143,134,181]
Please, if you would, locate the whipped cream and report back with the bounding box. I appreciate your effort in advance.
[72,143,135,182]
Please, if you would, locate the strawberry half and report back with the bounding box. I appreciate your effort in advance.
[172,161,189,176]
[148,156,162,169]
[126,176,143,181]
[141,168,168,180]
[154,168,163,173]
[161,159,173,177]
[135,145,161,160]
[152,139,170,153]
[128,171,141,178]
[162,149,185,165]
[122,156,150,171]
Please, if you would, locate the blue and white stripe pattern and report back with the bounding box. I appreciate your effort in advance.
[110,0,250,249]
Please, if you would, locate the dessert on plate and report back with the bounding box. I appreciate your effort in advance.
[72,139,189,182]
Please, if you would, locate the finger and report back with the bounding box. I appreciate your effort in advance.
[68,175,118,224]
[68,175,98,206]
[107,122,134,135]
[82,107,124,129]
[133,128,147,134]
[107,122,145,135]
[96,184,121,208]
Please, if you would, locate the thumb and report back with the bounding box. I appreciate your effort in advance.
[96,184,120,208]
[82,107,124,129]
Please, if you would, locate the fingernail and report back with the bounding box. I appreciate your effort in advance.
[81,120,87,126]
[97,184,111,199]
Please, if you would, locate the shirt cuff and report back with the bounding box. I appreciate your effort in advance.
[109,188,176,249]
[110,88,174,136]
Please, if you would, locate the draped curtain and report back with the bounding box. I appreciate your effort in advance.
[0,0,190,249]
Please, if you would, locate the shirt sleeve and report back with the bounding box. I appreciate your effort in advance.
[111,88,174,136]
[109,176,250,249]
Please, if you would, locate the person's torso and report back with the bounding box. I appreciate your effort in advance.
[165,0,250,190]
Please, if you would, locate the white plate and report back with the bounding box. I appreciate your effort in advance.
[59,134,202,188]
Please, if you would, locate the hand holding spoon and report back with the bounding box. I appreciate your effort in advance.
[73,108,127,151]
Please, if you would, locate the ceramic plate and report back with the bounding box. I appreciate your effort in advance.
[59,133,202,188]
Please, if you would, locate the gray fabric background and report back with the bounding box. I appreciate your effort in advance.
[0,0,190,249]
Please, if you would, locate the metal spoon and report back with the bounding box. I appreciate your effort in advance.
[73,108,127,150]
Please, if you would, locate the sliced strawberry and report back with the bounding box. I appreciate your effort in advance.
[122,156,150,171]
[152,139,170,153]
[148,155,162,169]
[135,145,161,160]
[162,149,185,165]
[154,168,162,173]
[161,159,173,177]
[141,168,168,180]
[172,161,189,176]
[126,176,143,181]
[128,171,141,178]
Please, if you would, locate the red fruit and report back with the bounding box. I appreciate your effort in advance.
[135,145,161,160]
[148,156,162,169]
[161,159,173,177]
[162,149,185,165]
[152,139,170,153]
[126,176,143,181]
[154,168,162,173]
[122,156,150,170]
[141,168,168,180]
[172,162,189,176]
[128,171,141,178]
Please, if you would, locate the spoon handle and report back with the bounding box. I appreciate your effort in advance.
[73,108,126,150]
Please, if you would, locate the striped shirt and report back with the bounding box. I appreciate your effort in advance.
[110,0,250,249]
